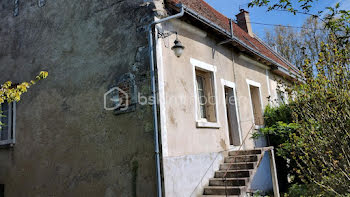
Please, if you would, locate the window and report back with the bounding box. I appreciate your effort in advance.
[247,79,264,127]
[277,90,285,105]
[0,101,16,146]
[195,69,217,123]
[191,58,220,128]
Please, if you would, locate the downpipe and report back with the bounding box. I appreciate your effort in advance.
[147,5,185,197]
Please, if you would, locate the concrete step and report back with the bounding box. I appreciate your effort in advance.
[224,155,258,163]
[203,186,244,195]
[229,149,261,156]
[209,178,248,186]
[220,162,255,170]
[215,170,251,178]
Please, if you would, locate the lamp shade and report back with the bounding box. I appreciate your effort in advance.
[171,39,185,58]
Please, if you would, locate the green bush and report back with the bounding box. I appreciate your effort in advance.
[286,183,320,197]
[248,0,350,195]
[253,104,301,192]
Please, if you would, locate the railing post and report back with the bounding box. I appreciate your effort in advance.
[268,149,280,197]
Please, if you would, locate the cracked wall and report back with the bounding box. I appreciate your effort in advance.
[0,0,159,196]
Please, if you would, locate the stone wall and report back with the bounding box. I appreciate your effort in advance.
[0,0,158,196]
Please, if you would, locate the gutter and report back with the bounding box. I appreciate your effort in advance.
[173,4,299,80]
[147,5,185,197]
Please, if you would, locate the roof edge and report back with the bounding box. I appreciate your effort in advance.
[167,3,301,81]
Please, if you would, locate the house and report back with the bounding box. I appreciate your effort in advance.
[156,0,298,196]
[0,0,298,196]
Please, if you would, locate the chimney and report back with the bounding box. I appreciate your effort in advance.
[236,9,254,37]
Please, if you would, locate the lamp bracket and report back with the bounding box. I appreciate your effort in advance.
[158,31,177,39]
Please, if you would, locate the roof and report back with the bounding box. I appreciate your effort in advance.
[166,0,299,76]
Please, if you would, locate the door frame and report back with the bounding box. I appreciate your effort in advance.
[221,79,242,148]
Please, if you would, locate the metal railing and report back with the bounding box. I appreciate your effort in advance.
[222,123,256,196]
[189,123,256,197]
[221,122,280,197]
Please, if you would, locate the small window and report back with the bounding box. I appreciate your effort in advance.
[277,90,285,105]
[0,101,16,146]
[195,69,217,123]
[277,89,288,105]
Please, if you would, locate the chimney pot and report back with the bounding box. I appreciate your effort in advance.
[236,9,254,37]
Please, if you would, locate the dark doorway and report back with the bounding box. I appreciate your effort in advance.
[225,86,241,146]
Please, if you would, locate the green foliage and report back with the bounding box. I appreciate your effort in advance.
[253,104,300,192]
[285,183,321,197]
[252,104,298,149]
[248,0,315,14]
[250,1,350,195]
[263,104,292,127]
[0,71,48,128]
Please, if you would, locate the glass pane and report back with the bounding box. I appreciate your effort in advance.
[196,75,207,119]
[196,75,204,90]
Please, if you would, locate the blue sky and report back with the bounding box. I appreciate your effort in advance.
[203,0,350,38]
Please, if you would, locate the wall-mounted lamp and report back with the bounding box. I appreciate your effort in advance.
[171,34,185,58]
[158,31,185,58]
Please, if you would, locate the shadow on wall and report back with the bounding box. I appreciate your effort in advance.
[250,153,273,194]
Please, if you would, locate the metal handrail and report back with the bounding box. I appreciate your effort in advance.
[223,123,256,197]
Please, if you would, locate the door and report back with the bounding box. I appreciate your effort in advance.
[225,86,241,146]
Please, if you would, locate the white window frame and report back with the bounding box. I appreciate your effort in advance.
[191,58,220,128]
[221,79,242,146]
[0,102,16,146]
[246,79,264,129]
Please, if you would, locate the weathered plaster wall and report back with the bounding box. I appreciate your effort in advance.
[160,19,236,157]
[233,54,271,149]
[250,153,273,193]
[160,19,275,157]
[163,152,226,197]
[0,0,157,196]
[159,18,281,196]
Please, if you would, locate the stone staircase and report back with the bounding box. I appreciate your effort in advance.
[203,149,263,196]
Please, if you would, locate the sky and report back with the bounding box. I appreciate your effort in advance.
[203,0,350,39]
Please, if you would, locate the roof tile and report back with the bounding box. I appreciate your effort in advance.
[167,0,297,72]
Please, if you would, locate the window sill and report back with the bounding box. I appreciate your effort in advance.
[196,121,220,129]
[0,140,15,149]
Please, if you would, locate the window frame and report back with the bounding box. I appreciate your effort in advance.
[246,79,264,129]
[0,101,16,146]
[191,58,220,129]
